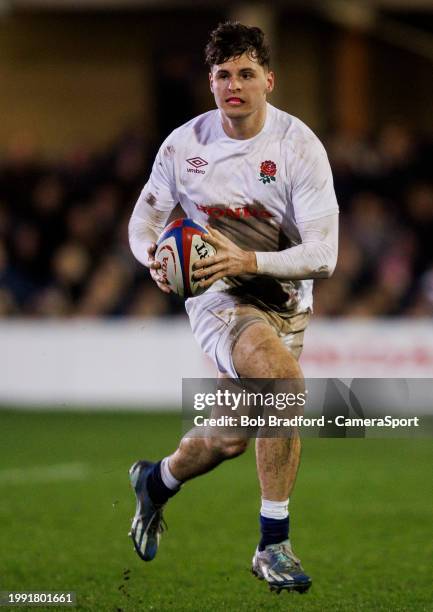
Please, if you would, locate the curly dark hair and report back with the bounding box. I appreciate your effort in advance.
[205,21,271,68]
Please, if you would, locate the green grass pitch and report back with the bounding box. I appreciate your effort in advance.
[0,410,432,611]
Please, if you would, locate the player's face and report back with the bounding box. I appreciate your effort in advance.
[209,53,274,120]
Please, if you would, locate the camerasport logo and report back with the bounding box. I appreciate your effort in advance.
[259,160,277,184]
[186,157,208,174]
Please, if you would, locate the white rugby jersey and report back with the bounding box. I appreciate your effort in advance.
[131,103,339,314]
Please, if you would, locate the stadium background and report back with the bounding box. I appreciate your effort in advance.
[0,1,432,610]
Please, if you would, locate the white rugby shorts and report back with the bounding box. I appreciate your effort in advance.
[185,291,310,378]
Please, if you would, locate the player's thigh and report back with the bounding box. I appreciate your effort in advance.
[232,321,303,379]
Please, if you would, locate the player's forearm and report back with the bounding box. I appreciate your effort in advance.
[129,221,158,267]
[254,213,338,281]
[128,205,170,267]
[255,242,336,280]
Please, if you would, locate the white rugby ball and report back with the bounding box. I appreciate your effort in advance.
[155,218,216,298]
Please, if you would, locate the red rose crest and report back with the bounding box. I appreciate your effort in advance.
[259,160,277,184]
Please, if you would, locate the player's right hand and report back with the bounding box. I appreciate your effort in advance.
[147,243,172,294]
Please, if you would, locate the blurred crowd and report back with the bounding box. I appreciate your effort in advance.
[316,124,433,317]
[0,128,177,318]
[0,123,432,318]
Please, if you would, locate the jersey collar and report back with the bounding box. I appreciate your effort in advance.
[216,103,273,145]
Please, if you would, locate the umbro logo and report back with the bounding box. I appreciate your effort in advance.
[186,157,208,174]
[187,157,208,168]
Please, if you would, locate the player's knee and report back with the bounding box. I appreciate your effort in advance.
[206,435,249,459]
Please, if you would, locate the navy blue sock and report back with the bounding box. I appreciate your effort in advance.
[146,461,180,506]
[259,515,290,551]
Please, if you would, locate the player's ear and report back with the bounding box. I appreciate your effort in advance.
[266,70,275,94]
[209,72,214,93]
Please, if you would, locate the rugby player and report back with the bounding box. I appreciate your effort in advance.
[128,21,339,593]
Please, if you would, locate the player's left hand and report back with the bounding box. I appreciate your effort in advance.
[192,226,257,288]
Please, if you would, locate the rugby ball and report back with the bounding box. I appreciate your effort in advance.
[155,218,216,298]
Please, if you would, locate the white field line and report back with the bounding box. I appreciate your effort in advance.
[0,462,90,484]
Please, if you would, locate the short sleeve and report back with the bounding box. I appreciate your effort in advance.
[290,135,339,224]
